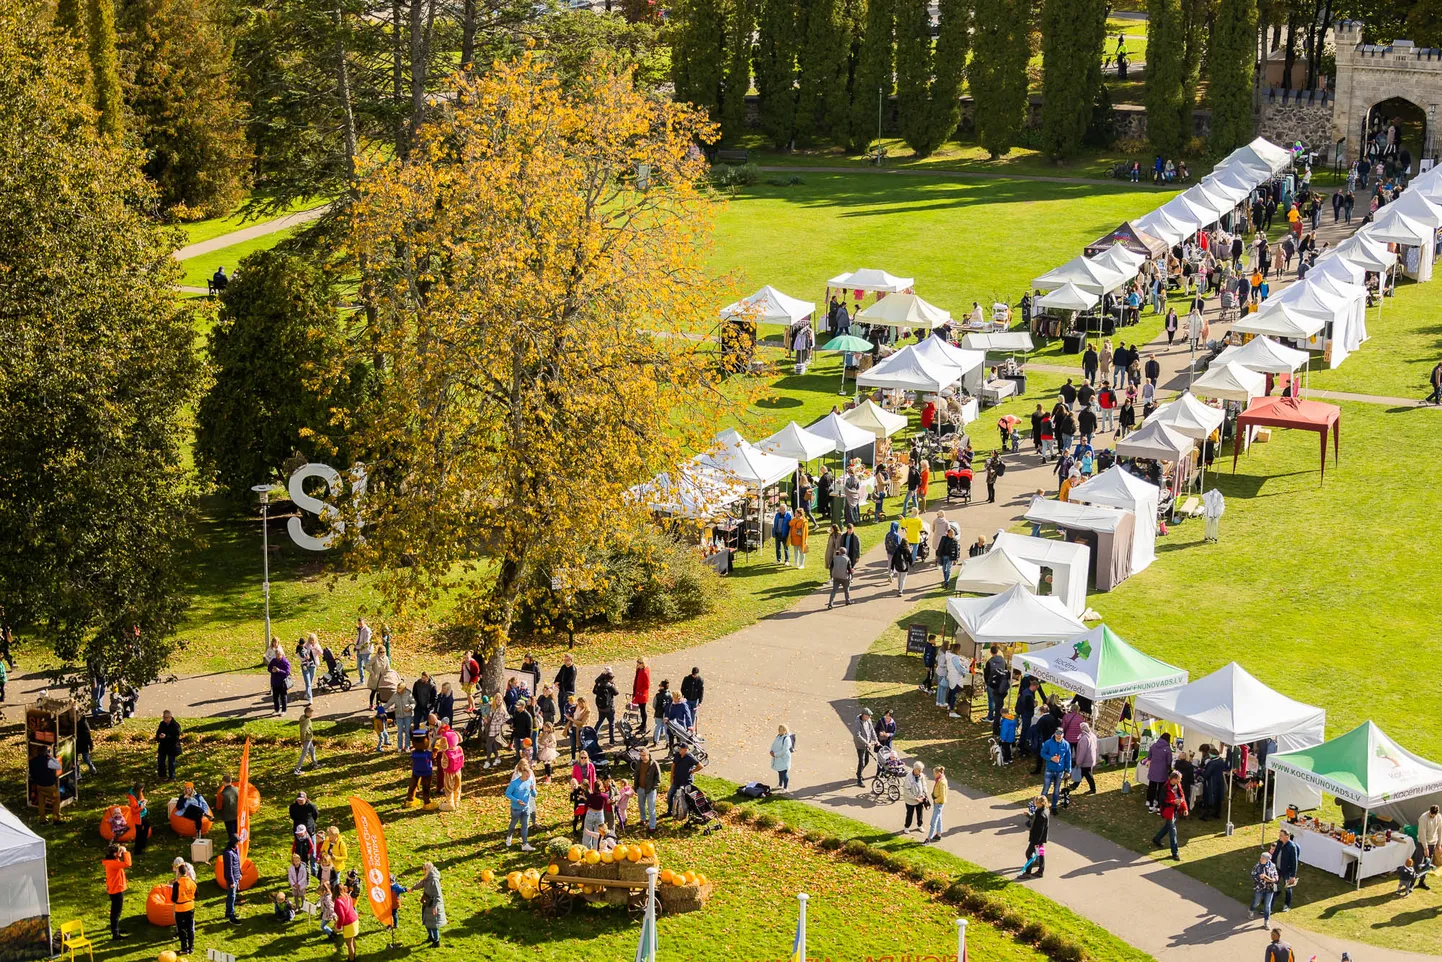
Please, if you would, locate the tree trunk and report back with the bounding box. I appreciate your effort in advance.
[334,2,359,193]
[407,0,428,153]
[1281,10,1298,90]
[461,0,476,69]
[392,0,406,157]
[1306,0,1332,91]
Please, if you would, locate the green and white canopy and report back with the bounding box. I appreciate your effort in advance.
[1266,721,1442,807]
[1010,625,1186,701]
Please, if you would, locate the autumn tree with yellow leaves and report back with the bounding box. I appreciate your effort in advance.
[337,56,748,686]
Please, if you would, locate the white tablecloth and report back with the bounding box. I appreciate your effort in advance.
[951,398,979,426]
[981,380,1017,405]
[1288,826,1413,880]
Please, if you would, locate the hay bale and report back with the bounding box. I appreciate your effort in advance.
[657,880,712,914]
[598,887,632,906]
[616,860,660,883]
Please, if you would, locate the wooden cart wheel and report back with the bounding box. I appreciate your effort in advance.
[628,889,662,918]
[552,884,576,917]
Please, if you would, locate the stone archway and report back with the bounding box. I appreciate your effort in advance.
[1362,96,1429,169]
[1331,20,1442,170]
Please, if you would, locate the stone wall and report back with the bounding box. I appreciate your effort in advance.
[1255,90,1336,150]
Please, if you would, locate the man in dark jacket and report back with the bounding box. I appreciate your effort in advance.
[1198,749,1227,819]
[1018,795,1049,878]
[412,672,437,720]
[592,668,619,744]
[1015,679,1038,758]
[217,775,241,842]
[221,837,242,922]
[982,645,1010,724]
[633,748,663,833]
[289,791,319,838]
[554,654,577,705]
[680,668,704,728]
[1031,707,1062,774]
[1144,354,1161,385]
[155,710,182,780]
[843,523,861,566]
[1275,829,1301,910]
[1059,378,1077,408]
[1082,346,1098,384]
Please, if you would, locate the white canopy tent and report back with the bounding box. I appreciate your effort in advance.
[1023,498,1137,591]
[1196,174,1251,205]
[827,269,914,292]
[1232,300,1327,341]
[0,801,49,959]
[1334,230,1398,273]
[629,463,750,520]
[1033,282,1100,312]
[913,337,986,395]
[951,546,1042,595]
[990,532,1091,617]
[1117,418,1194,465]
[1033,256,1130,296]
[856,293,951,329]
[1220,137,1295,178]
[1362,209,1435,281]
[961,332,1035,353]
[1386,188,1442,230]
[1192,360,1267,402]
[1214,336,1309,375]
[1136,661,1327,821]
[1412,167,1442,202]
[1069,466,1159,573]
[1252,279,1365,368]
[1135,207,1194,247]
[720,285,816,324]
[1204,165,1263,196]
[1156,192,1217,233]
[1182,183,1239,221]
[695,428,798,489]
[841,400,907,439]
[945,583,1086,649]
[760,421,838,462]
[1011,624,1187,701]
[856,345,962,393]
[1148,392,1225,440]
[1089,243,1148,278]
[806,412,876,454]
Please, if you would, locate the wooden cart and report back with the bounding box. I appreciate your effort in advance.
[537,875,659,919]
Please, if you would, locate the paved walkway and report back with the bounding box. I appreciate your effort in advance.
[172,206,327,261]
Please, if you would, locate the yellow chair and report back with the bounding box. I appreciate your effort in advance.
[59,920,94,962]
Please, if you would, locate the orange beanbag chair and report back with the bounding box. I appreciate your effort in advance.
[146,885,177,926]
[215,783,262,817]
[167,799,213,837]
[98,806,137,843]
[214,856,259,891]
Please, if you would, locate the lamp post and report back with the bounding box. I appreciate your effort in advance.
[252,484,274,657]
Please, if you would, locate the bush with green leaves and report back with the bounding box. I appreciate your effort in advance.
[712,162,762,187]
[545,836,572,858]
[753,812,779,830]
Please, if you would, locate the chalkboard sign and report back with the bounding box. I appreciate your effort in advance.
[905,624,929,655]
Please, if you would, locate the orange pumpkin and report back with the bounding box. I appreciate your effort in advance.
[215,782,262,816]
[213,856,259,891]
[158,952,179,962]
[146,885,177,926]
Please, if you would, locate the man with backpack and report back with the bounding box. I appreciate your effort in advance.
[827,542,853,609]
[985,452,1005,504]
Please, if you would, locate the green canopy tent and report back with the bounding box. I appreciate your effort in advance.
[1266,721,1442,887]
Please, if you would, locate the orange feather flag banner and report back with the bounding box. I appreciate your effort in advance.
[237,738,252,862]
[350,796,394,928]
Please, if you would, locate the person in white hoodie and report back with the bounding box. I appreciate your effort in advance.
[902,761,928,834]
[1419,804,1442,877]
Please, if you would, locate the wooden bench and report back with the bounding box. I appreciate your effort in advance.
[715,149,750,164]
[538,874,653,917]
[1176,496,1203,519]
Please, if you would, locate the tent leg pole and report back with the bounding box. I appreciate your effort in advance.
[1358,806,1369,890]
[1225,767,1234,837]
[1261,767,1271,843]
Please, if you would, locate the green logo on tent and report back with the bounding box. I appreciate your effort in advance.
[1070,639,1093,662]
[1375,746,1401,770]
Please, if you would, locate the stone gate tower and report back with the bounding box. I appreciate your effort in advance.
[1332,20,1442,167]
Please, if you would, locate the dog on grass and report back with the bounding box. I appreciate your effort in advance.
[988,737,1005,767]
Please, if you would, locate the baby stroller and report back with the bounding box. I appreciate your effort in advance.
[946,467,973,503]
[870,745,907,803]
[578,726,612,772]
[674,784,723,834]
[914,525,931,564]
[665,719,710,765]
[315,644,353,694]
[617,711,650,767]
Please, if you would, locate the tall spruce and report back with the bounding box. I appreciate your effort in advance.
[847,0,893,152]
[1208,0,1258,153]
[719,0,754,143]
[1178,0,1209,139]
[1039,0,1106,159]
[87,0,124,139]
[970,0,1030,159]
[795,0,847,143]
[670,0,728,121]
[754,0,798,147]
[1145,0,1186,156]
[895,0,969,156]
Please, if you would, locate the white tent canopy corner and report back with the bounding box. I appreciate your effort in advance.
[1033,257,1130,296]
[1069,466,1160,573]
[951,546,1042,595]
[990,532,1091,617]
[0,800,49,957]
[806,412,876,454]
[827,269,915,293]
[841,399,908,439]
[961,332,1036,353]
[855,345,961,393]
[760,421,837,462]
[720,285,816,324]
[856,293,951,329]
[694,428,798,488]
[1148,392,1225,440]
[945,583,1087,649]
[1192,360,1267,402]
[1010,624,1187,701]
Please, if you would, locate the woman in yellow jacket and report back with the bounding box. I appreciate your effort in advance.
[788,515,809,568]
[322,826,348,887]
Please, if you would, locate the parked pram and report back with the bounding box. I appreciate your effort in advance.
[579,726,612,772]
[315,644,353,694]
[665,718,709,765]
[673,784,723,834]
[914,525,931,563]
[946,467,973,502]
[617,710,650,766]
[870,745,907,802]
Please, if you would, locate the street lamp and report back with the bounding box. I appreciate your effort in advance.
[252,484,274,659]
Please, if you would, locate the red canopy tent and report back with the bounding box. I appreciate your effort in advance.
[1232,396,1341,484]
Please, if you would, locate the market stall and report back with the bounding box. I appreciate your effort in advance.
[1361,207,1435,281]
[945,583,1086,648]
[694,428,799,550]
[1031,282,1102,347]
[1267,721,1442,885]
[1147,392,1224,442]
[806,412,875,457]
[912,336,986,397]
[720,285,816,327]
[1010,624,1186,702]
[1068,466,1160,573]
[1033,256,1131,297]
[1088,243,1148,278]
[951,546,1041,595]
[1217,137,1295,179]
[827,269,914,297]
[989,532,1091,617]
[1244,279,1364,369]
[629,463,751,570]
[856,344,962,394]
[1083,222,1167,259]
[1192,360,1267,404]
[1023,499,1136,591]
[1134,207,1194,247]
[841,400,907,439]
[1114,421,1194,495]
[1213,336,1309,379]
[856,293,952,331]
[0,800,49,961]
[1231,395,1340,484]
[759,421,837,462]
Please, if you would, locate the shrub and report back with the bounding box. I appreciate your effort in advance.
[944,881,973,904]
[842,839,871,858]
[713,800,735,815]
[921,876,947,894]
[962,890,991,913]
[979,900,1005,922]
[865,847,891,867]
[879,852,908,872]
[999,909,1025,932]
[732,806,754,823]
[1049,941,1085,962]
[711,162,762,187]
[753,812,779,830]
[544,837,572,858]
[802,830,823,844]
[1038,933,1071,957]
[818,836,843,851]
[765,174,805,186]
[1020,921,1048,943]
[903,864,927,882]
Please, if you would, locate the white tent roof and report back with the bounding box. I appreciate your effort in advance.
[759,421,837,461]
[1386,189,1442,229]
[1156,192,1216,232]
[1011,624,1188,700]
[827,269,914,293]
[841,399,907,439]
[1308,251,1366,287]
[1147,392,1225,440]
[990,532,1091,618]
[1191,360,1267,402]
[1334,230,1398,272]
[952,546,1042,595]
[807,412,876,453]
[0,801,44,871]
[1069,464,1162,505]
[1090,243,1147,277]
[1412,167,1442,203]
[856,293,951,329]
[1024,497,1127,533]
[856,345,961,393]
[1135,662,1326,754]
[694,428,798,488]
[1182,183,1237,220]
[1068,465,1160,572]
[1115,419,1194,463]
[1233,300,1327,339]
[1197,174,1251,204]
[1034,256,1130,296]
[629,463,750,519]
[1135,207,1193,246]
[720,285,816,324]
[946,583,1086,648]
[1214,336,1309,374]
[1205,165,1263,196]
[912,336,986,378]
[1221,137,1294,177]
[1033,281,1100,311]
[1362,208,1434,248]
[961,332,1035,353]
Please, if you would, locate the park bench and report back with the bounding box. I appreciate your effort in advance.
[715,149,749,164]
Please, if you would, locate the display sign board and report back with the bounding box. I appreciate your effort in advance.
[905,624,929,655]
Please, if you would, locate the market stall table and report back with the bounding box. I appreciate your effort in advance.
[981,379,1017,405]
[1283,821,1413,881]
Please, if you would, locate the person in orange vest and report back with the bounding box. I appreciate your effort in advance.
[170,860,198,955]
[102,843,132,940]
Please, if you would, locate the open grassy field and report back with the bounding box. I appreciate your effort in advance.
[177,197,320,247]
[747,140,1173,181]
[2,717,1124,962]
[180,228,303,287]
[1307,277,1441,400]
[856,398,1442,951]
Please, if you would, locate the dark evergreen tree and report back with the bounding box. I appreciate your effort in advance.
[670,0,728,123]
[895,0,969,156]
[1145,0,1187,156]
[87,0,125,139]
[847,0,893,153]
[1039,0,1106,159]
[719,0,754,143]
[795,0,849,143]
[754,0,799,147]
[970,0,1030,159]
[1209,0,1258,153]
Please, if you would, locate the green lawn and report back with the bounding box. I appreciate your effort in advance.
[856,399,1442,951]
[1307,277,1441,400]
[178,197,320,247]
[4,719,1069,962]
[747,140,1175,181]
[180,228,302,287]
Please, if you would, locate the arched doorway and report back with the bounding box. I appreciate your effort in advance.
[1362,97,1428,176]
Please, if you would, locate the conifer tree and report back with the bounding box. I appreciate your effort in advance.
[970,0,1030,159]
[1145,0,1186,156]
[754,0,799,147]
[895,0,969,157]
[1208,0,1258,154]
[1039,0,1106,159]
[795,0,848,143]
[847,0,892,153]
[87,0,125,139]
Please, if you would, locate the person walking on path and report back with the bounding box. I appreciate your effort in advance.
[555,653,577,706]
[389,681,416,753]
[889,535,913,596]
[592,667,619,745]
[299,633,321,703]
[155,710,181,781]
[985,451,1004,504]
[295,705,318,774]
[1275,828,1301,909]
[924,766,947,843]
[1428,362,1442,405]
[1041,731,1072,809]
[854,708,877,787]
[460,650,481,713]
[1151,771,1188,860]
[354,617,373,683]
[418,862,446,947]
[902,761,928,834]
[650,681,671,747]
[1263,928,1293,962]
[634,747,662,833]
[1145,732,1174,812]
[268,647,292,715]
[681,667,704,729]
[1018,796,1049,879]
[505,759,538,850]
[827,539,854,609]
[103,842,132,940]
[631,658,652,731]
[1250,851,1280,925]
[365,646,391,710]
[1075,722,1098,794]
[936,525,960,589]
[769,724,794,791]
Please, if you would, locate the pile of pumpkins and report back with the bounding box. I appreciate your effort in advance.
[565,839,656,867]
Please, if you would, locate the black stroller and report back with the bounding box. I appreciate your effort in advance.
[914,526,931,564]
[617,710,650,767]
[579,726,612,773]
[674,784,723,834]
[315,644,353,694]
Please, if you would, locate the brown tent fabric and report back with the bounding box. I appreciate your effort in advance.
[1062,513,1133,592]
[1084,222,1168,259]
[1231,396,1341,484]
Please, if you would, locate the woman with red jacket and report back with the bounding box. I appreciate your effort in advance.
[631,658,652,730]
[1151,770,1189,861]
[335,882,360,961]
